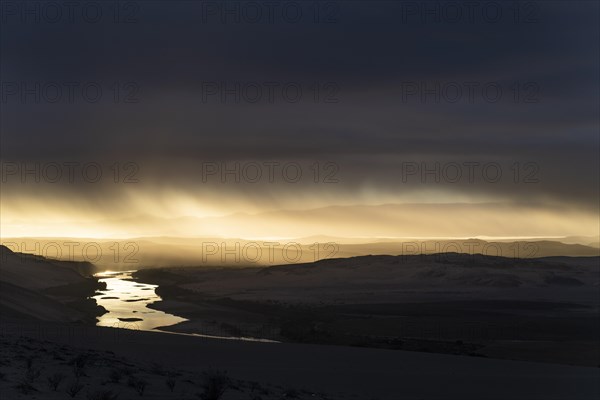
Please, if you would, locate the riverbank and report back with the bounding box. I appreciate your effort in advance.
[43,278,107,324]
[133,256,600,367]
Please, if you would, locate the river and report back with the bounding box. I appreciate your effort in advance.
[92,270,276,342]
[92,270,188,331]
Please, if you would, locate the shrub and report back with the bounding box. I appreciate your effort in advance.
[128,376,147,396]
[197,368,230,400]
[66,380,84,398]
[72,354,92,378]
[135,379,147,396]
[166,377,176,392]
[24,357,41,383]
[47,372,66,391]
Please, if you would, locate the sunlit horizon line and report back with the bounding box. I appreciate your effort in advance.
[0,234,592,242]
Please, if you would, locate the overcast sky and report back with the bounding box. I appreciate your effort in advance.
[1,1,598,238]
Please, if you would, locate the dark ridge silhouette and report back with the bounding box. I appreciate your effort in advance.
[0,246,104,323]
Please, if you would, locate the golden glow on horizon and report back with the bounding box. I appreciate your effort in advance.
[1,186,598,239]
[1,201,598,239]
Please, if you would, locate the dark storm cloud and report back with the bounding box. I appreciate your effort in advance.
[0,1,598,210]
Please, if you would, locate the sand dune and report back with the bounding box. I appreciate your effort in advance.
[0,246,102,322]
[153,253,600,304]
[136,253,600,366]
[0,246,93,290]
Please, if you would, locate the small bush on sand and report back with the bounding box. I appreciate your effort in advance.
[47,372,66,391]
[166,377,176,392]
[72,354,92,378]
[24,357,42,383]
[127,376,148,396]
[197,368,230,400]
[135,379,147,396]
[66,380,84,398]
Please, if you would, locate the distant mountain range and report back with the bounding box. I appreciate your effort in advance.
[1,235,598,269]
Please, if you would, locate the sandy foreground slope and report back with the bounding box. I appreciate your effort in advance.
[0,319,598,400]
